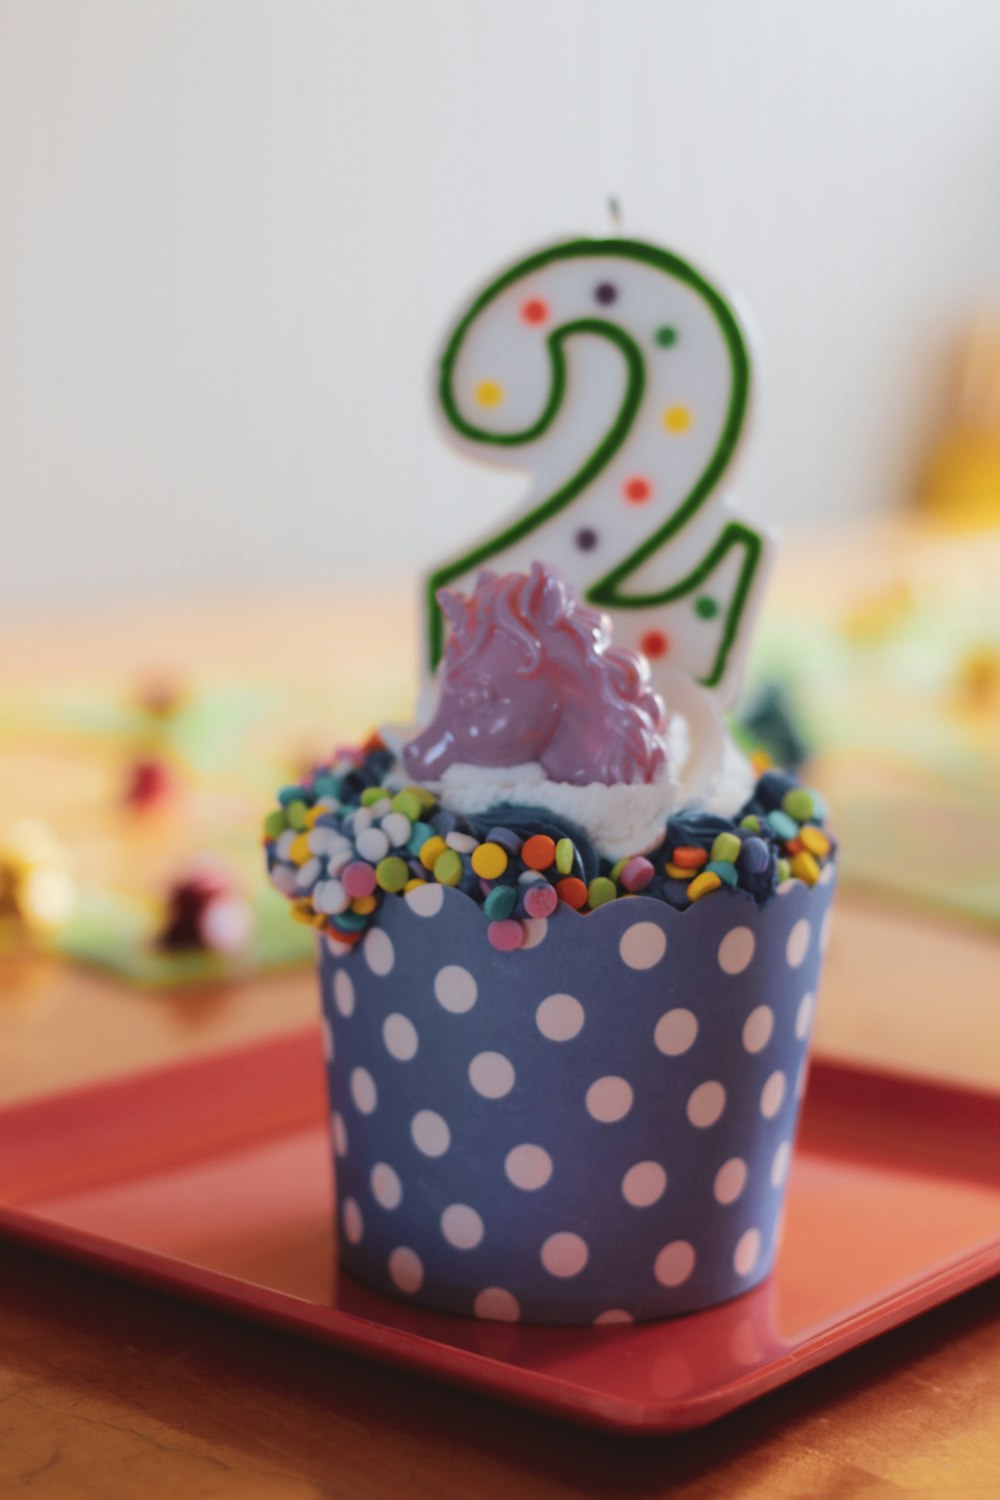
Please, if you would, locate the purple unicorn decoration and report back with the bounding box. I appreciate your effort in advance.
[404,563,668,787]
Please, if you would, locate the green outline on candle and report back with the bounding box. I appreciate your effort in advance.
[430,237,758,688]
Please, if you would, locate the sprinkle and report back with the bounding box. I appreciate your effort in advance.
[522,834,556,870]
[304,805,325,828]
[391,790,423,821]
[291,899,324,926]
[740,815,762,832]
[587,876,618,908]
[355,827,390,863]
[750,750,774,775]
[800,825,831,857]
[609,856,629,882]
[487,826,522,855]
[556,877,588,909]
[785,837,804,856]
[710,832,741,864]
[704,860,738,887]
[313,879,349,915]
[360,785,387,807]
[295,857,322,889]
[488,918,524,952]
[688,870,723,901]
[431,809,458,837]
[278,785,309,807]
[342,861,377,899]
[524,882,558,918]
[766,810,799,842]
[263,810,286,839]
[620,856,655,892]
[350,894,377,915]
[555,838,577,876]
[380,812,412,848]
[286,801,309,832]
[672,846,708,869]
[776,857,791,883]
[288,833,312,866]
[446,831,479,854]
[783,788,815,822]
[484,885,518,920]
[407,821,436,856]
[419,835,448,870]
[375,856,409,892]
[739,836,770,874]
[433,849,463,886]
[329,908,367,932]
[791,851,821,885]
[665,863,694,880]
[471,842,508,880]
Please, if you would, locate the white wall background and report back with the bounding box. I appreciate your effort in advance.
[3,0,1000,612]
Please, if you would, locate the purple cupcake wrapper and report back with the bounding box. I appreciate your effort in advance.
[320,868,836,1325]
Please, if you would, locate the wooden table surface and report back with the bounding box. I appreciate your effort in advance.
[2,580,999,1498]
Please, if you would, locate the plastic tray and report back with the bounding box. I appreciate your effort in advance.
[0,1027,997,1433]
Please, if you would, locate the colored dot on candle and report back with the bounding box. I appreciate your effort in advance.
[662,404,692,433]
[623,476,652,504]
[475,380,504,408]
[594,282,618,306]
[575,528,598,551]
[521,298,549,325]
[695,596,719,620]
[654,326,678,347]
[641,630,670,659]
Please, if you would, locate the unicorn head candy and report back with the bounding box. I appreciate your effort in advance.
[404,563,725,811]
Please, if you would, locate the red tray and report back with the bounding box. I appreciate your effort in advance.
[0,1026,997,1434]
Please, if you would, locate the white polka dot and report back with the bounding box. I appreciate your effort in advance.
[364,927,395,976]
[341,1197,363,1245]
[521,918,548,949]
[331,1111,348,1157]
[325,933,354,959]
[536,992,585,1041]
[371,1161,403,1209]
[388,1246,424,1293]
[734,1227,762,1277]
[586,1076,634,1123]
[411,1109,450,1157]
[441,1203,484,1250]
[796,1058,808,1100]
[434,964,477,1013]
[770,1140,791,1188]
[654,1008,698,1056]
[474,1287,520,1322]
[622,1161,667,1207]
[540,1232,589,1278]
[594,1309,634,1325]
[777,879,796,896]
[820,908,833,952]
[686,1080,726,1128]
[405,883,444,917]
[742,1005,774,1054]
[795,991,814,1041]
[333,968,355,1017]
[382,1012,418,1061]
[713,1157,748,1204]
[820,861,836,886]
[468,1051,515,1099]
[786,918,810,968]
[718,925,755,975]
[760,1070,787,1119]
[349,1067,377,1115]
[654,1240,696,1287]
[321,1016,334,1062]
[619,921,667,970]
[505,1143,553,1191]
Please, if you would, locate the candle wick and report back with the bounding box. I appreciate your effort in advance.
[607,196,623,232]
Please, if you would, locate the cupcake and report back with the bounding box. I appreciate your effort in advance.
[264,563,836,1324]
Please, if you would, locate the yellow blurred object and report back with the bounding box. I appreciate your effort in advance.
[955,644,1000,715]
[921,322,1000,529]
[841,579,915,643]
[0,820,76,943]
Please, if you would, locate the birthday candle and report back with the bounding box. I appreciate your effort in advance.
[428,238,775,711]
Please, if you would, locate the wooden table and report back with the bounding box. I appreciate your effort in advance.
[2,588,999,1497]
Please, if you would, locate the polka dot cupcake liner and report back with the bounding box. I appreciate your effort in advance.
[320,865,837,1325]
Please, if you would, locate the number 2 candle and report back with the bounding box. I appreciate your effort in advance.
[427,237,775,711]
